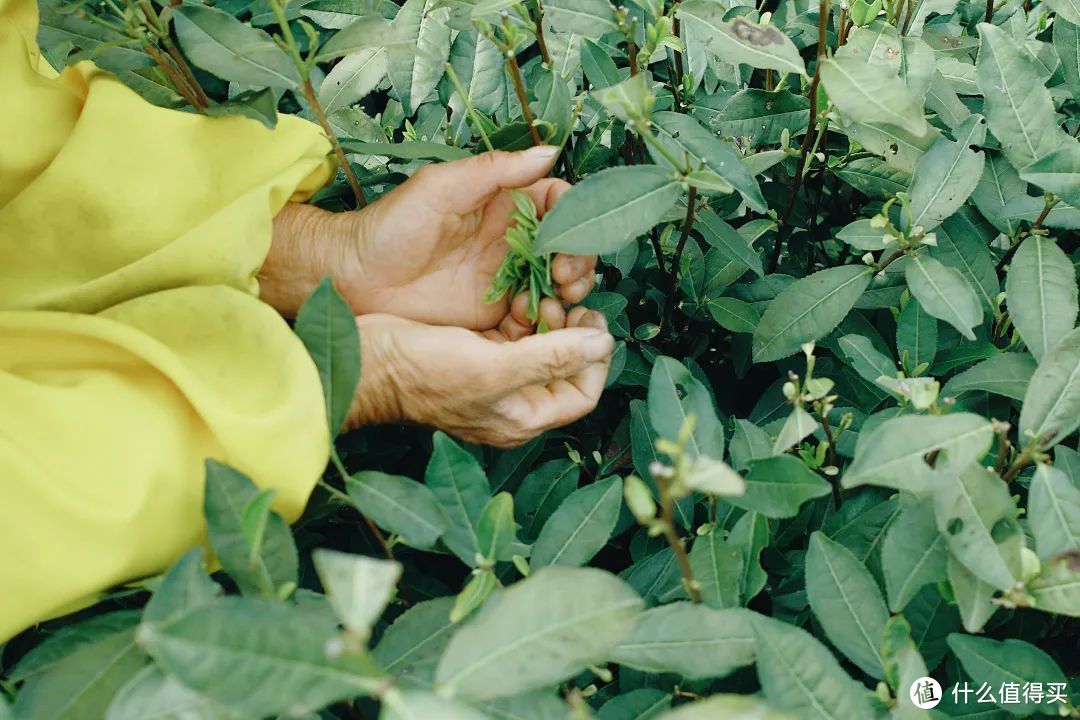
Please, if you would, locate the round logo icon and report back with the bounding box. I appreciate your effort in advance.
[910,677,943,709]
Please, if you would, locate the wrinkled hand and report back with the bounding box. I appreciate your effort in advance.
[339,147,598,331]
[348,307,614,447]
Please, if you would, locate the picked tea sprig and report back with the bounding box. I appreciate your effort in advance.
[484,190,557,324]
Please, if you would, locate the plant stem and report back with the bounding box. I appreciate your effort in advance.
[137,0,210,108]
[506,50,544,146]
[329,451,394,559]
[142,43,206,109]
[532,0,553,65]
[664,186,699,329]
[877,248,906,272]
[655,475,702,603]
[984,0,993,24]
[995,194,1059,272]
[768,0,828,273]
[1001,451,1032,484]
[445,63,494,151]
[651,227,667,275]
[302,78,369,208]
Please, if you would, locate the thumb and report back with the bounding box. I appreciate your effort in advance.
[496,326,615,388]
[418,146,560,211]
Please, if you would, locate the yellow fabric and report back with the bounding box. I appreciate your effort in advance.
[0,0,336,640]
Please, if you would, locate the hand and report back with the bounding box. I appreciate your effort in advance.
[257,147,595,328]
[348,307,614,448]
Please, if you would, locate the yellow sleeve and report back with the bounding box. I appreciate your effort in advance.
[0,0,336,639]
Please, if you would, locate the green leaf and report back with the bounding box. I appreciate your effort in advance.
[339,139,473,161]
[677,2,807,75]
[843,413,994,494]
[598,689,671,720]
[772,406,818,455]
[105,665,244,720]
[531,477,622,568]
[581,38,622,89]
[836,158,912,198]
[204,88,279,128]
[173,5,299,89]
[706,89,810,149]
[137,599,379,717]
[594,73,656,125]
[1005,236,1079,363]
[381,689,491,720]
[947,554,998,633]
[837,334,896,384]
[317,16,390,61]
[934,464,1023,590]
[805,532,888,679]
[435,567,643,700]
[752,266,873,362]
[294,277,362,435]
[312,549,401,636]
[729,510,771,602]
[144,549,221,626]
[904,114,986,232]
[450,570,498,624]
[387,0,453,115]
[941,353,1036,401]
[881,617,930,718]
[544,0,618,35]
[882,496,948,612]
[203,460,298,597]
[708,297,760,333]
[820,56,928,136]
[728,455,832,518]
[318,48,387,114]
[698,210,765,278]
[689,531,744,609]
[373,597,456,684]
[836,219,894,251]
[752,615,875,720]
[1019,327,1080,448]
[896,297,938,372]
[654,695,789,720]
[475,492,516,563]
[1020,141,1080,208]
[976,23,1066,171]
[424,433,491,565]
[515,459,581,539]
[947,635,1068,716]
[13,628,147,720]
[1029,464,1080,559]
[1055,18,1080,95]
[648,356,725,461]
[1029,553,1080,617]
[533,165,682,255]
[905,254,983,340]
[650,112,767,212]
[345,471,449,550]
[609,604,755,679]
[930,210,1000,311]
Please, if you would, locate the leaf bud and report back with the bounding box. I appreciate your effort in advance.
[624,475,658,523]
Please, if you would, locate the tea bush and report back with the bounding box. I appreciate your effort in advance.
[4,0,1080,718]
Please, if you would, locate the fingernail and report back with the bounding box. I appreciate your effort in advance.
[524,145,559,162]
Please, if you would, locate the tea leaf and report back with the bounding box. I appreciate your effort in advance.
[435,567,643,700]
[905,254,983,340]
[531,477,622,568]
[312,549,402,635]
[295,277,362,436]
[1005,235,1079,363]
[806,532,888,679]
[688,531,744,609]
[534,165,682,255]
[882,496,948,612]
[1028,464,1080,559]
[609,603,756,679]
[729,455,832,518]
[677,3,807,75]
[752,266,872,362]
[947,635,1068,716]
[820,57,928,136]
[425,432,492,565]
[1019,327,1080,448]
[173,5,299,89]
[345,471,449,550]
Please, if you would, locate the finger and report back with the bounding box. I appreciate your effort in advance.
[517,355,609,430]
[518,177,572,218]
[552,253,597,285]
[499,309,534,341]
[509,291,534,328]
[568,307,608,332]
[415,147,560,212]
[496,325,615,388]
[558,274,596,304]
[538,297,567,331]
